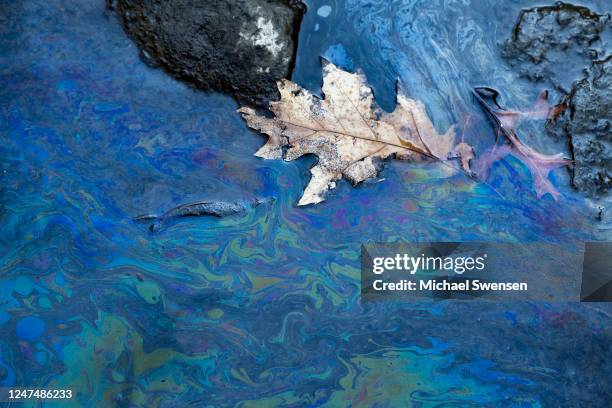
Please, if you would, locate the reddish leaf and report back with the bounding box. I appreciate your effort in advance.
[473,87,572,199]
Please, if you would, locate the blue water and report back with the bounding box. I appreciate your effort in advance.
[1,0,611,406]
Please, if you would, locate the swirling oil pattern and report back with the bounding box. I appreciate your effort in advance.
[1,0,611,407]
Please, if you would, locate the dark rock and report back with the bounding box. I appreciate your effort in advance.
[502,2,611,90]
[549,56,612,197]
[110,0,305,107]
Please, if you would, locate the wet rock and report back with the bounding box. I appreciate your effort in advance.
[110,0,305,107]
[549,56,612,197]
[502,2,611,90]
[503,2,611,198]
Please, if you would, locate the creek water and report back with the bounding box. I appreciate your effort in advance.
[1,0,610,406]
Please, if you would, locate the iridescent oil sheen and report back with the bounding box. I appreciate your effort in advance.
[1,0,611,407]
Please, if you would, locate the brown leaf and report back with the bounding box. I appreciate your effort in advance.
[239,61,468,205]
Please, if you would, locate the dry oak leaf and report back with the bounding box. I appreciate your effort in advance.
[239,60,467,205]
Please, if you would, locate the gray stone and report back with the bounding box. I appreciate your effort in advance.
[549,56,612,197]
[503,2,612,197]
[502,2,610,90]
